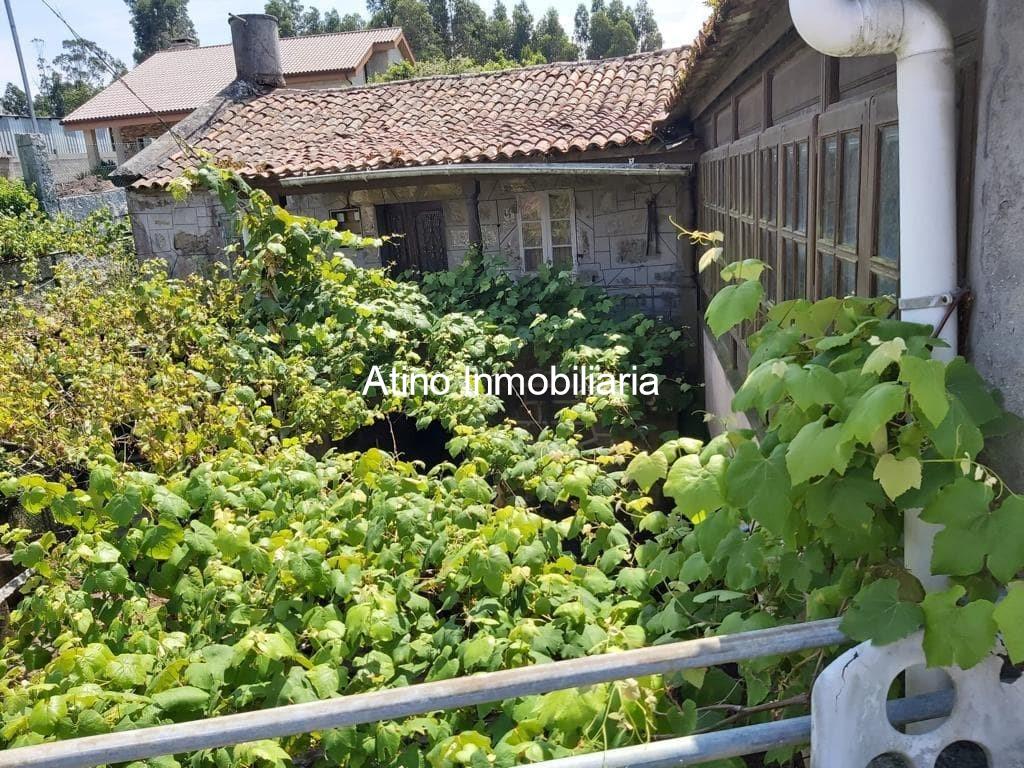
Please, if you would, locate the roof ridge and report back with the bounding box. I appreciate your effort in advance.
[298,45,690,94]
[147,25,402,56]
[279,26,402,41]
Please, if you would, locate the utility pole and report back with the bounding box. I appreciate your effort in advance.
[4,0,38,131]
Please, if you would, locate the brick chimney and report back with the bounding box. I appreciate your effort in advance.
[166,37,198,51]
[228,13,285,87]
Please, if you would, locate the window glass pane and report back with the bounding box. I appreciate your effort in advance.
[819,251,835,298]
[550,219,571,246]
[762,230,776,302]
[840,131,861,247]
[796,241,807,296]
[521,221,542,249]
[520,194,541,222]
[872,271,899,297]
[761,148,778,224]
[796,141,808,234]
[523,247,543,271]
[877,125,900,265]
[839,257,857,297]
[784,144,796,230]
[551,246,573,270]
[549,191,572,219]
[819,136,838,242]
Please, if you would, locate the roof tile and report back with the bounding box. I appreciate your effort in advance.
[134,47,687,187]
[64,28,406,125]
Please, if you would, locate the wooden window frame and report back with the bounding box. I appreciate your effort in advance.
[815,99,868,299]
[516,190,578,273]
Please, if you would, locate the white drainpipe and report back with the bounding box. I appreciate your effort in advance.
[789,0,957,698]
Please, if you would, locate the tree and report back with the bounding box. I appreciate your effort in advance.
[2,83,28,115]
[393,0,445,60]
[451,0,489,60]
[605,18,637,56]
[124,0,197,63]
[264,1,364,36]
[532,8,577,62]
[573,3,589,51]
[633,0,662,51]
[510,0,533,60]
[586,10,612,58]
[337,12,367,31]
[31,39,126,118]
[425,0,453,56]
[485,1,514,60]
[578,0,660,58]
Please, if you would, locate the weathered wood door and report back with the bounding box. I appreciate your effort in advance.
[378,202,448,274]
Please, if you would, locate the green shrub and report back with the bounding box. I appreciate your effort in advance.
[0,177,37,216]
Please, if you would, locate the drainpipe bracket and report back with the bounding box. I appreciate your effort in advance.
[898,289,964,311]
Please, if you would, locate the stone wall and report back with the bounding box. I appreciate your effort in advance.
[57,188,128,220]
[126,190,231,276]
[283,175,693,321]
[475,176,690,320]
[125,174,697,327]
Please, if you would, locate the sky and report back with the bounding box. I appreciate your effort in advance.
[2,0,711,91]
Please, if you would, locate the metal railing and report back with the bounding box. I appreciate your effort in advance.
[0,615,956,768]
[0,618,914,768]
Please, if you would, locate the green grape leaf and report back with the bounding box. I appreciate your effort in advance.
[861,338,906,376]
[625,451,669,492]
[922,585,997,668]
[921,478,994,577]
[720,259,766,283]
[783,364,845,411]
[873,454,922,501]
[993,581,1024,664]
[786,417,854,485]
[840,579,923,645]
[843,382,906,443]
[705,279,763,338]
[724,441,792,537]
[899,355,949,427]
[986,496,1024,583]
[663,454,724,518]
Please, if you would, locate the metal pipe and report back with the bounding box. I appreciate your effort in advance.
[3,0,38,131]
[531,690,954,768]
[278,162,694,188]
[0,619,846,768]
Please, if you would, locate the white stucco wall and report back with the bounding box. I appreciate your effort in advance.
[701,329,752,436]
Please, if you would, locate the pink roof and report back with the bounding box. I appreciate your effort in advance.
[64,28,408,126]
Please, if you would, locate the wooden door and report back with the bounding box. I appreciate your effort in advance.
[377,202,448,275]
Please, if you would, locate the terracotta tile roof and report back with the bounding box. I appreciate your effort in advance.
[129,47,688,188]
[63,28,408,126]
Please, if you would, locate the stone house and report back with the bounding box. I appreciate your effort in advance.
[62,20,412,166]
[111,15,701,327]
[111,2,1024,483]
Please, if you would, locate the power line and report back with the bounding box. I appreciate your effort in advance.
[35,0,198,160]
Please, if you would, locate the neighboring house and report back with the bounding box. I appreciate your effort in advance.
[1,115,116,182]
[63,21,413,166]
[111,2,1024,482]
[112,14,700,327]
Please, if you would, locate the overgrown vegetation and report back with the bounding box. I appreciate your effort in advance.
[0,166,1021,767]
